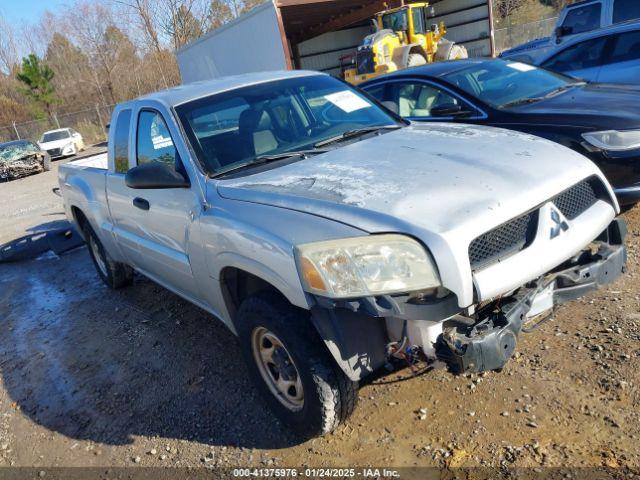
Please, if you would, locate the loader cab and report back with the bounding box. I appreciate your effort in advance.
[378,4,435,43]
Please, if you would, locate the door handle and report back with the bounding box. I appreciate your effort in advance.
[133,197,150,211]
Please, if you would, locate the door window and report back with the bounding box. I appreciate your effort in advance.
[613,0,640,23]
[541,36,609,72]
[411,7,426,35]
[136,110,177,167]
[607,30,640,64]
[561,3,602,35]
[392,82,461,118]
[113,109,132,174]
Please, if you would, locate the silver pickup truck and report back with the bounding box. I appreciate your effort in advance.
[59,70,626,438]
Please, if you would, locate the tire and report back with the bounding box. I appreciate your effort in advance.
[42,154,51,171]
[236,290,358,439]
[447,44,468,60]
[407,53,427,67]
[83,222,133,289]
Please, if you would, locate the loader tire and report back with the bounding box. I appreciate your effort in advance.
[447,44,468,60]
[83,222,133,289]
[408,53,427,67]
[237,290,358,439]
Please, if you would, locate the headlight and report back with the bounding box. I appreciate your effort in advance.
[582,130,640,152]
[294,234,440,299]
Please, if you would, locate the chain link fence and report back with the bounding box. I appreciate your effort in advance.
[0,104,115,146]
[494,16,558,54]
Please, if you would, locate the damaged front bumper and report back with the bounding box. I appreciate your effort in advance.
[0,155,45,181]
[437,218,627,374]
[309,219,627,381]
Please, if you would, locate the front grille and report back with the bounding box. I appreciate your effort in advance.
[47,148,62,157]
[551,178,600,220]
[468,177,609,271]
[468,210,538,270]
[356,48,375,75]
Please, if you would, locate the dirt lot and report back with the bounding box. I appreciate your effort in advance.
[0,158,639,475]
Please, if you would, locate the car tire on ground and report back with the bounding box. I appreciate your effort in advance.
[236,290,358,439]
[42,154,51,171]
[83,222,133,289]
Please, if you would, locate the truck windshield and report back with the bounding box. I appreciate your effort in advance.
[442,60,582,109]
[175,74,401,176]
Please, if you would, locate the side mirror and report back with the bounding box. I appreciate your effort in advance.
[555,25,572,39]
[431,103,473,118]
[125,162,190,189]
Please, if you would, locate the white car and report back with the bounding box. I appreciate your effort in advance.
[38,128,85,159]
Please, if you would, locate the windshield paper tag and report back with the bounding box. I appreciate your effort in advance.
[324,91,372,113]
[507,62,536,72]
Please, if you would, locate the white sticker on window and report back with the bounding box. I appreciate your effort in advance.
[324,90,372,113]
[507,62,537,72]
[152,135,173,150]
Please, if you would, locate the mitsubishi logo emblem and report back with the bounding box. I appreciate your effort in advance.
[550,207,569,239]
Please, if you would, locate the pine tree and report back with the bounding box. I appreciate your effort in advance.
[16,54,60,118]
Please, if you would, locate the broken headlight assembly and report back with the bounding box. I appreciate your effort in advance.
[582,129,640,152]
[295,234,441,299]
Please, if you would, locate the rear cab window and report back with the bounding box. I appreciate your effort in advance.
[113,109,132,174]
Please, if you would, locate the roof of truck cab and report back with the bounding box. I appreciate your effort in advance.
[135,70,325,107]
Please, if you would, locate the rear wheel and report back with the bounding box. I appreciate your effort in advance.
[237,290,358,439]
[83,222,133,289]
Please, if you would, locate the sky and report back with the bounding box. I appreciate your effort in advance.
[0,0,69,23]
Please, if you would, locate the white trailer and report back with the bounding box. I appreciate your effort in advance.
[177,0,496,83]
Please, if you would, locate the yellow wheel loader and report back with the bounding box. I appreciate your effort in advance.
[343,2,468,85]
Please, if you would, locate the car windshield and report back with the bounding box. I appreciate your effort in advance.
[0,142,38,163]
[41,131,70,142]
[441,60,581,109]
[175,75,401,176]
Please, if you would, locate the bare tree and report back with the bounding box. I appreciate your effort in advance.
[493,0,527,19]
[0,14,18,74]
[114,0,164,53]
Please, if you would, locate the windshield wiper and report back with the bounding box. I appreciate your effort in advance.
[211,149,328,178]
[314,125,402,148]
[501,82,585,109]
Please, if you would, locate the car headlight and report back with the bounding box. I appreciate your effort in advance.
[294,234,440,299]
[582,130,640,152]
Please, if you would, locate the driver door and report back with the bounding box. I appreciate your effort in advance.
[107,108,201,299]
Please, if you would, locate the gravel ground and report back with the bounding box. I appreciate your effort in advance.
[0,158,639,475]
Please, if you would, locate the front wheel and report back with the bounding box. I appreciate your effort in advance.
[237,291,358,439]
[42,154,51,171]
[407,53,427,67]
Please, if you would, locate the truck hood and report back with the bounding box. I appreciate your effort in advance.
[216,123,602,237]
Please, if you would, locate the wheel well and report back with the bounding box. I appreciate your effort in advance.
[220,267,284,321]
[71,206,88,236]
